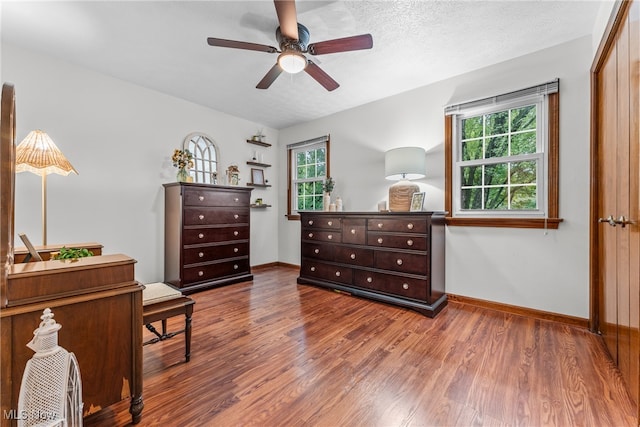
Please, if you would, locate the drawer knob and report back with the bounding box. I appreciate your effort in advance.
[198,233,204,239]
[328,234,333,240]
[407,239,414,246]
[308,232,314,238]
[314,248,320,254]
[396,259,403,265]
[367,277,373,283]
[234,197,239,202]
[377,237,383,244]
[403,283,409,290]
[308,220,314,225]
[335,271,341,277]
[198,271,204,277]
[377,223,383,228]
[351,229,356,234]
[350,253,356,260]
[310,266,316,272]
[407,223,414,230]
[328,221,333,226]
[234,231,239,236]
[234,214,239,219]
[234,247,239,253]
[198,252,204,258]
[234,264,239,270]
[199,214,204,220]
[199,196,204,201]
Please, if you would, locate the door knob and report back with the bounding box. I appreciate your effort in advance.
[615,215,634,228]
[598,215,617,227]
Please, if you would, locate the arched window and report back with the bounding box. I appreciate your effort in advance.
[183,133,219,184]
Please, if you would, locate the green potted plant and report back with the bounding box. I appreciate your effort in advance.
[51,247,94,262]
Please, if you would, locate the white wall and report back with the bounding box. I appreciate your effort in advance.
[278,36,593,318]
[3,44,279,284]
[592,1,617,55]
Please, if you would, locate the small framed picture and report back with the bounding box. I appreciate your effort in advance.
[410,192,425,212]
[251,168,265,185]
[19,233,43,262]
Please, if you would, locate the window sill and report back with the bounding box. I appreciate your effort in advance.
[445,217,563,229]
[286,214,301,221]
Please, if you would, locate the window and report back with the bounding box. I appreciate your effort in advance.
[183,133,218,184]
[445,80,561,229]
[287,135,330,219]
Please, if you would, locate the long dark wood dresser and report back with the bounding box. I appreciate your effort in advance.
[297,211,446,317]
[164,182,253,293]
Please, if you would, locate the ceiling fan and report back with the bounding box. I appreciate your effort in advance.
[206,0,373,91]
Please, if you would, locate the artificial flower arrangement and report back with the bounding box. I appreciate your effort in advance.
[172,148,194,170]
[323,176,335,194]
[172,148,194,182]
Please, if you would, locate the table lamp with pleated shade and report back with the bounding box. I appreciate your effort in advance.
[16,130,77,245]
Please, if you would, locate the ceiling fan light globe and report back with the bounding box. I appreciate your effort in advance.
[278,52,307,74]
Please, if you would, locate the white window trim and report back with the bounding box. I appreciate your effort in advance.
[288,136,329,216]
[451,95,549,219]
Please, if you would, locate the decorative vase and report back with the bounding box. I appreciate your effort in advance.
[323,193,331,211]
[177,168,189,182]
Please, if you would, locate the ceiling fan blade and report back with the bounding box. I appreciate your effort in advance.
[308,34,373,55]
[274,0,299,40]
[305,60,339,91]
[207,37,278,53]
[256,63,284,89]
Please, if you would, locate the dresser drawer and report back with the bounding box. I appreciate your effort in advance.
[367,218,427,233]
[300,260,352,285]
[342,219,366,245]
[334,246,373,266]
[302,230,341,243]
[184,207,249,225]
[183,187,250,207]
[302,216,342,230]
[367,232,427,251]
[183,226,249,245]
[353,270,427,301]
[374,251,427,275]
[183,242,249,265]
[302,242,335,261]
[183,258,250,284]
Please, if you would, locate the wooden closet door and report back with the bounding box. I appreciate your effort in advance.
[593,0,640,411]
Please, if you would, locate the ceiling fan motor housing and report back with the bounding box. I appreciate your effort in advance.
[276,23,310,52]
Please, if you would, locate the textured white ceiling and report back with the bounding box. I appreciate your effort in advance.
[2,1,606,129]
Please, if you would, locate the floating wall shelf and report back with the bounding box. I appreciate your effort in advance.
[247,161,271,168]
[246,139,271,147]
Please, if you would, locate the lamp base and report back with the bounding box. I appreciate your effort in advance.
[389,180,419,212]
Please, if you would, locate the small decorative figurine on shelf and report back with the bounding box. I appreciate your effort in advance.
[211,171,218,185]
[251,129,265,142]
[255,198,263,206]
[172,148,193,182]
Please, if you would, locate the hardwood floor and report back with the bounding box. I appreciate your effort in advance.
[85,266,637,426]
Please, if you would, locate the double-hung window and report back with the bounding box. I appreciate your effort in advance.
[287,135,330,219]
[445,79,561,229]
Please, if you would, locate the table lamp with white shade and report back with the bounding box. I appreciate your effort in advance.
[15,130,77,246]
[385,147,426,211]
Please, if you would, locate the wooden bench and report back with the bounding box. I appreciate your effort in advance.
[142,283,195,362]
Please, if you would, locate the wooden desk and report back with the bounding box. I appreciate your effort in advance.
[0,254,144,426]
[13,242,103,263]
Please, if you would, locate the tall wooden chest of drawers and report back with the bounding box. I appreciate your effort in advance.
[297,211,446,317]
[164,183,253,293]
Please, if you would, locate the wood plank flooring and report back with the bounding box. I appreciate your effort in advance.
[85,266,637,426]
